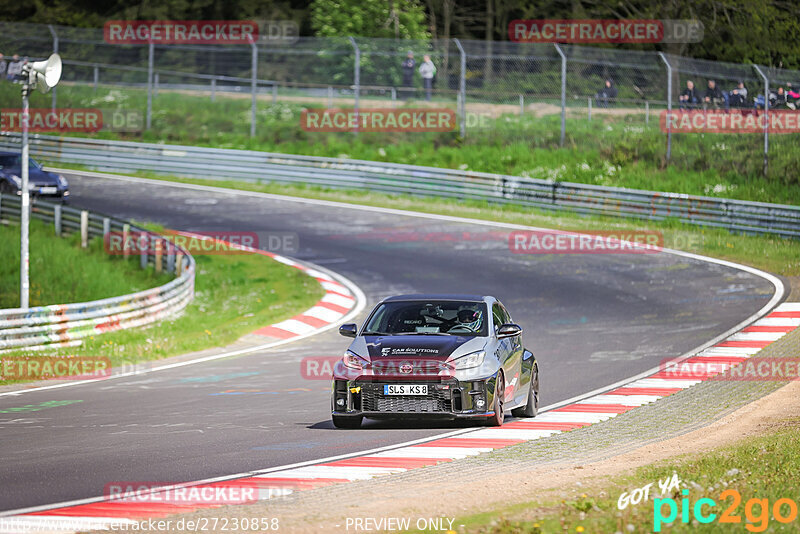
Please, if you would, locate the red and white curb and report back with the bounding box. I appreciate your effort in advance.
[4,302,798,533]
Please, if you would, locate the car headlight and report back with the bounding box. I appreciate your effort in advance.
[343,350,369,370]
[451,350,486,370]
[56,175,68,187]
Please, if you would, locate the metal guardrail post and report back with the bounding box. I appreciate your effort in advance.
[93,65,99,92]
[519,94,524,115]
[454,38,466,138]
[154,73,159,98]
[272,83,277,104]
[146,42,154,130]
[658,52,672,163]
[645,101,650,125]
[155,238,163,273]
[349,37,360,134]
[250,38,258,138]
[80,210,89,248]
[391,87,397,108]
[54,204,62,236]
[140,235,149,269]
[327,86,333,108]
[122,223,130,258]
[102,217,110,241]
[588,97,592,122]
[167,245,175,273]
[48,25,58,113]
[753,65,769,177]
[554,44,566,147]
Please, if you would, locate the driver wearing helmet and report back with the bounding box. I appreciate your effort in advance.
[451,308,483,332]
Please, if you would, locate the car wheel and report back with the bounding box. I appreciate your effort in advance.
[512,365,538,418]
[486,371,505,427]
[332,415,363,429]
[0,180,15,195]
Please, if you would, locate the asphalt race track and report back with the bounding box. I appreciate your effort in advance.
[0,171,779,512]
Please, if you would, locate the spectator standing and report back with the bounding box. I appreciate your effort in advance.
[0,54,6,80]
[679,80,699,109]
[786,82,799,109]
[596,79,617,108]
[401,51,415,99]
[7,54,21,81]
[418,55,436,101]
[703,80,724,109]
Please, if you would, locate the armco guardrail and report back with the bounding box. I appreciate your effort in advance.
[0,193,195,353]
[2,133,799,238]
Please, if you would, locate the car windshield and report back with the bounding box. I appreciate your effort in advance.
[363,300,488,336]
[0,155,40,169]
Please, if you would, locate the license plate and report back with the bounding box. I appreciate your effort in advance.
[383,384,428,396]
[40,187,57,194]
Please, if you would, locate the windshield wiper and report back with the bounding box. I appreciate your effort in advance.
[362,331,390,336]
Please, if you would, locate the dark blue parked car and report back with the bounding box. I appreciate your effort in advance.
[0,151,69,202]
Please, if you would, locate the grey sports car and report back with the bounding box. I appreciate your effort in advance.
[331,294,539,428]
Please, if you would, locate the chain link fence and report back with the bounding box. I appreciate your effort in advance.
[2,21,800,178]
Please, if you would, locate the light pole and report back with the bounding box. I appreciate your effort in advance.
[18,53,61,308]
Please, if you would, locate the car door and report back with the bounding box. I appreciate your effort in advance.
[492,302,520,403]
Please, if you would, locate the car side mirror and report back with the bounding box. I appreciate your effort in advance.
[497,323,523,338]
[338,323,358,338]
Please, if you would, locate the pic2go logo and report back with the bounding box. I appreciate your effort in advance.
[654,489,799,532]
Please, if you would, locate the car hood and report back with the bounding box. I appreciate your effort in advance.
[1,168,59,186]
[362,335,481,360]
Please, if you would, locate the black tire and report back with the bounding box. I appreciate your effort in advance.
[0,180,16,195]
[485,371,505,427]
[512,365,539,418]
[332,414,363,429]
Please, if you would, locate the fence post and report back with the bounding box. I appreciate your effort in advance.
[657,52,672,163]
[146,42,154,130]
[588,97,592,122]
[327,86,333,108]
[80,210,88,248]
[349,37,360,134]
[176,252,184,276]
[122,223,130,258]
[140,234,149,269]
[753,65,769,177]
[519,94,524,115]
[54,204,62,236]
[167,243,175,273]
[250,38,258,138]
[453,38,466,138]
[154,72,159,98]
[391,87,397,108]
[554,44,566,147]
[102,217,110,242]
[155,238,163,273]
[93,65,99,92]
[272,83,277,104]
[211,77,216,101]
[645,101,649,125]
[48,25,58,113]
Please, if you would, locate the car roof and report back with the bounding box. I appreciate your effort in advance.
[381,294,488,303]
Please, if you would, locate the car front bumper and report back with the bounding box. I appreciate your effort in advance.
[331,375,499,420]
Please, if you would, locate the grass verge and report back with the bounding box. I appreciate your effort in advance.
[444,420,800,533]
[6,82,800,205]
[0,218,171,308]
[0,220,325,386]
